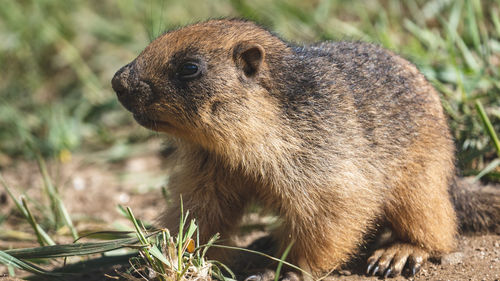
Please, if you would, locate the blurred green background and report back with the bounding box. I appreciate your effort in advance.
[0,0,499,180]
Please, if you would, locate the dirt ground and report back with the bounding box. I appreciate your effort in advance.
[0,142,499,280]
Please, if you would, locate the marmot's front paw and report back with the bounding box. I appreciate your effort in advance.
[366,242,429,278]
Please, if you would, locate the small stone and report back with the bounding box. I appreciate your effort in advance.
[118,192,130,203]
[72,176,86,191]
[441,252,465,265]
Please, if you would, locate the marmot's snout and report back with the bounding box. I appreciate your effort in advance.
[111,62,153,113]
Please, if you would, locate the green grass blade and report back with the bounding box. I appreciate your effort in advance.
[492,8,500,37]
[35,154,59,223]
[118,204,151,231]
[403,19,443,49]
[442,14,481,72]
[0,175,55,246]
[465,0,482,54]
[148,245,167,276]
[57,199,79,240]
[125,207,166,277]
[36,155,79,240]
[117,204,128,216]
[178,195,184,275]
[274,241,294,281]
[0,175,28,218]
[475,100,500,157]
[185,219,197,242]
[76,230,136,240]
[209,260,236,281]
[7,264,15,277]
[4,236,144,259]
[474,158,500,181]
[455,33,481,72]
[448,0,463,33]
[149,244,171,267]
[21,197,52,246]
[201,233,220,259]
[125,207,148,245]
[0,250,64,277]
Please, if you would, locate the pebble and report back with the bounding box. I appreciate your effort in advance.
[72,176,86,190]
[118,192,130,203]
[441,252,465,265]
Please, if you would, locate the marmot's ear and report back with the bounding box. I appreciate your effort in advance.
[233,42,265,77]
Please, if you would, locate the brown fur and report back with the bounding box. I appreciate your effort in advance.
[111,19,490,278]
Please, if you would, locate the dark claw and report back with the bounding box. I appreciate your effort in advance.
[411,264,421,276]
[244,275,262,281]
[383,268,392,278]
[372,265,380,275]
[366,263,375,274]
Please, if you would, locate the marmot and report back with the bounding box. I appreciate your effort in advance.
[112,19,499,279]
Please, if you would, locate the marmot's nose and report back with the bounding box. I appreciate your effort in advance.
[111,63,133,99]
[112,62,154,113]
[112,62,142,112]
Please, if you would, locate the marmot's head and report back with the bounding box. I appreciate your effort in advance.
[112,19,291,148]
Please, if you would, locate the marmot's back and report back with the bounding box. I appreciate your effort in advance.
[300,42,449,150]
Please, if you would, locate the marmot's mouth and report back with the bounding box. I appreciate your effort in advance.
[133,114,171,131]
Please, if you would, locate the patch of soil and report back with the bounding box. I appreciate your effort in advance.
[0,146,499,280]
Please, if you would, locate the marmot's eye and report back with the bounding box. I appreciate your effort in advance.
[177,62,201,80]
